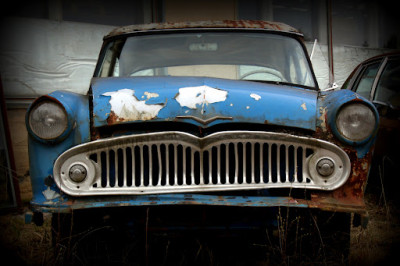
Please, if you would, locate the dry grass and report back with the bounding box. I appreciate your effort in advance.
[0,211,54,265]
[349,193,400,265]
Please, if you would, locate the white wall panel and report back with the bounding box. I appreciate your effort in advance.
[0,18,392,98]
[306,42,390,90]
[0,17,114,97]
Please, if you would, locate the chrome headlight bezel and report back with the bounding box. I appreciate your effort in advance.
[334,102,379,145]
[27,97,72,142]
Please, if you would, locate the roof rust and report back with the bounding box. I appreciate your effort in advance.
[105,20,302,39]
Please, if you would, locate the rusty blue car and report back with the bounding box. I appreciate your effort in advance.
[26,21,379,263]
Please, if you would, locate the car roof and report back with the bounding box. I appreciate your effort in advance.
[105,20,302,39]
[359,51,400,65]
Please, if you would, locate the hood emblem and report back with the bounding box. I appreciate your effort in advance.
[176,115,233,125]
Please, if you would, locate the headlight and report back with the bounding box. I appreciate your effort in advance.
[28,100,68,140]
[335,103,376,142]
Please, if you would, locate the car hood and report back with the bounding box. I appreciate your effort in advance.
[91,77,318,131]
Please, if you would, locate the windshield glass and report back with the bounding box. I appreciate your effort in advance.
[97,32,316,88]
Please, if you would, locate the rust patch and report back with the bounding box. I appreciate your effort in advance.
[106,20,302,39]
[312,118,373,213]
[307,148,373,213]
[107,111,123,125]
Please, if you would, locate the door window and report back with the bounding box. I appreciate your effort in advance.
[354,62,380,100]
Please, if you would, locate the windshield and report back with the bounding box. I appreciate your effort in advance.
[97,31,316,88]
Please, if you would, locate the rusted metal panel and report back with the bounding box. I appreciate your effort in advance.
[313,89,378,213]
[26,91,91,206]
[105,20,302,39]
[30,193,366,216]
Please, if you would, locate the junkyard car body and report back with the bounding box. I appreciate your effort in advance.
[27,21,378,221]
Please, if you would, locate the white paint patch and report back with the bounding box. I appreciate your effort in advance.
[250,93,261,101]
[301,102,307,110]
[144,91,159,100]
[175,85,228,109]
[42,186,60,201]
[319,107,327,130]
[103,89,164,121]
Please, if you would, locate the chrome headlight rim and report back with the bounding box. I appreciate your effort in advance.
[26,96,73,143]
[334,101,379,146]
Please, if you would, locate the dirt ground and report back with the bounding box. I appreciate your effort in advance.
[0,177,399,265]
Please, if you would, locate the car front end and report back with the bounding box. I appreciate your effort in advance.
[25,22,378,262]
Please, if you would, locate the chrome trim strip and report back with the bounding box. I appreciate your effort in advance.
[175,115,233,125]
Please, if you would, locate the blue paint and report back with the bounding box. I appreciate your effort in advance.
[92,76,318,130]
[27,91,90,205]
[26,82,378,213]
[318,89,379,158]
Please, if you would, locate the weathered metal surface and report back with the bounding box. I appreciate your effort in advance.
[103,89,165,122]
[29,193,366,216]
[27,91,90,206]
[92,77,318,130]
[304,150,372,216]
[105,20,302,39]
[26,78,376,215]
[313,89,378,210]
[317,89,379,158]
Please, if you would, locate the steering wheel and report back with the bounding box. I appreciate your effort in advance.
[240,69,286,82]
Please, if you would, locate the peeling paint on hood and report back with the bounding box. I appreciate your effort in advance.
[102,89,164,122]
[91,77,318,130]
[250,93,261,101]
[175,85,228,110]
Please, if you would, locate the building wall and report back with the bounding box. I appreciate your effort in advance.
[165,0,236,21]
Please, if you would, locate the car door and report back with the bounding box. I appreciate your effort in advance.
[370,56,400,161]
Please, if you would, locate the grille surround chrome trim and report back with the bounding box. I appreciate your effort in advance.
[54,131,351,196]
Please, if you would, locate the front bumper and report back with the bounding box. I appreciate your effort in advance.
[30,192,367,215]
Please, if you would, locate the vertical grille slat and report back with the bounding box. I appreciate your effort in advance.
[294,146,298,183]
[217,145,221,185]
[234,143,239,184]
[284,145,289,183]
[148,145,152,187]
[190,148,195,185]
[105,151,110,188]
[199,150,204,185]
[225,144,229,185]
[250,143,255,184]
[156,145,162,186]
[182,145,187,185]
[174,145,178,186]
[259,143,264,184]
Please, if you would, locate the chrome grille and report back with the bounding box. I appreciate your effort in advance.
[54,131,351,196]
